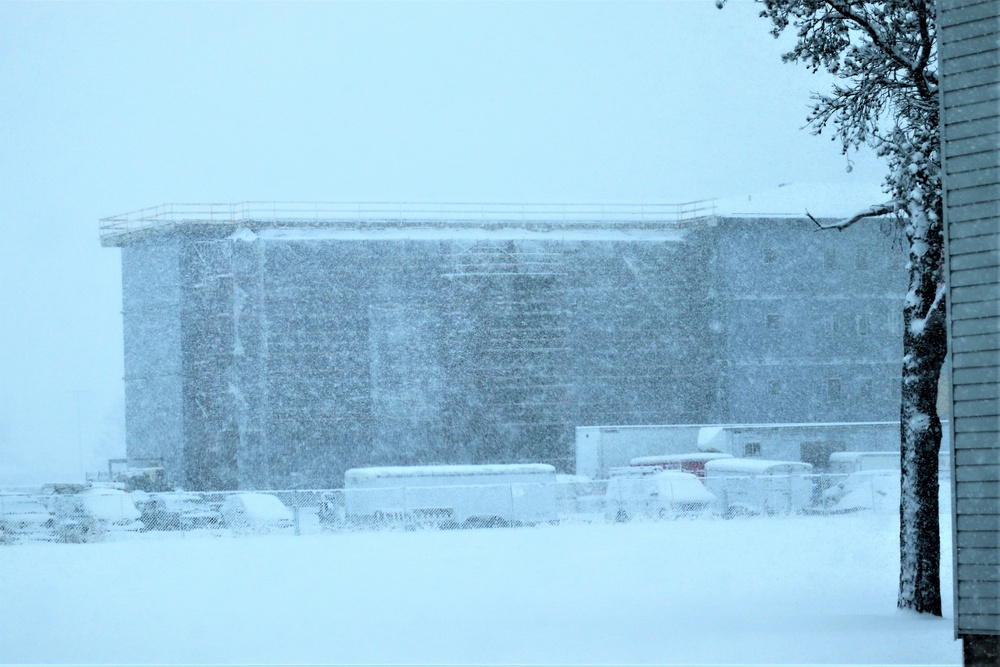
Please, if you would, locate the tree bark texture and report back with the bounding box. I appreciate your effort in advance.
[897,198,947,617]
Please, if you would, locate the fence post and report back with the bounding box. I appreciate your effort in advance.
[668,478,675,518]
[508,484,515,526]
[404,485,410,528]
[293,502,301,536]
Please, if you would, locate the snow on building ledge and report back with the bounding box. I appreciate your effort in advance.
[99,200,719,247]
[101,184,898,247]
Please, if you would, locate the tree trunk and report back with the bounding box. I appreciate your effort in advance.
[897,200,947,616]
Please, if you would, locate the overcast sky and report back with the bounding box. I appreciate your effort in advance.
[0,0,888,486]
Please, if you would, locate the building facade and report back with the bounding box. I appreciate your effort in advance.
[104,203,904,490]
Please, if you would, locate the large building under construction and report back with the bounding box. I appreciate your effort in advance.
[102,202,905,490]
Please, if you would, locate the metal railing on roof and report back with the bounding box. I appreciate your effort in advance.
[99,200,717,242]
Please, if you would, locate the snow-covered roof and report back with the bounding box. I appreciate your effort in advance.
[222,493,291,521]
[100,201,714,246]
[346,464,556,480]
[704,459,814,475]
[78,488,141,521]
[630,453,733,465]
[101,186,898,246]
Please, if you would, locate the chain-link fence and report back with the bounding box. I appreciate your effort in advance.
[0,471,902,544]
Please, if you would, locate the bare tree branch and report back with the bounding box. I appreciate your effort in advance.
[914,2,937,100]
[808,201,897,230]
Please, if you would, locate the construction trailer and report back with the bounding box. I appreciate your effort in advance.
[575,421,902,480]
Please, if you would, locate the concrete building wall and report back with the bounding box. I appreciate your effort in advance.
[121,239,185,481]
[114,213,906,490]
[710,217,906,424]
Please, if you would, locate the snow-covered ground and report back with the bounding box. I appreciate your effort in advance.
[1,503,961,666]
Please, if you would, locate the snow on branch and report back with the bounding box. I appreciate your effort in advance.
[825,1,920,76]
[909,282,946,337]
[807,201,897,231]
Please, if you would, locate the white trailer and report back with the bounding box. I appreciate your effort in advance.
[703,459,814,517]
[344,464,558,528]
[575,425,704,479]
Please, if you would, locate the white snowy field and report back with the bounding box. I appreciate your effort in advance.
[1,511,962,665]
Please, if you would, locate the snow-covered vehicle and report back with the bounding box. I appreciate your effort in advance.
[554,474,605,516]
[822,469,900,513]
[49,488,143,542]
[220,493,294,533]
[604,470,716,522]
[703,459,814,517]
[0,494,53,542]
[344,464,558,529]
[140,492,222,531]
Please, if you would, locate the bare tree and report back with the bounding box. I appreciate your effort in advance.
[719,0,946,615]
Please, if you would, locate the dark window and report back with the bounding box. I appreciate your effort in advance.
[828,378,842,399]
[888,311,901,334]
[801,441,846,470]
[768,379,781,395]
[856,250,869,270]
[743,442,762,457]
[859,314,871,335]
[766,313,779,329]
[764,248,777,263]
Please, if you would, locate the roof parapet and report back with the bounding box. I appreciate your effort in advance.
[99,200,718,246]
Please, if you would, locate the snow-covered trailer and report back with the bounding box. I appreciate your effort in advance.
[629,452,734,478]
[576,422,900,479]
[703,459,814,517]
[344,464,558,528]
[828,451,900,474]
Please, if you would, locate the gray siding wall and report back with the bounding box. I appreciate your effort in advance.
[941,0,1000,638]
